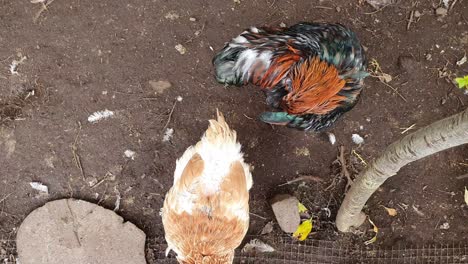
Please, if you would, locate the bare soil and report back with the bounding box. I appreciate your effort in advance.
[1,0,467,260]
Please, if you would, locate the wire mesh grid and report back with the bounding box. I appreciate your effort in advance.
[2,237,467,263]
[148,236,468,264]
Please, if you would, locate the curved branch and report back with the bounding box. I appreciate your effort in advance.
[336,107,468,232]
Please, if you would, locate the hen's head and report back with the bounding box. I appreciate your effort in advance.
[281,57,347,116]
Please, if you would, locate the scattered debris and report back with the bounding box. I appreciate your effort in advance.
[292,219,313,241]
[464,187,468,205]
[338,146,353,191]
[32,0,56,23]
[279,22,286,27]
[270,194,301,233]
[456,54,467,66]
[114,189,121,211]
[277,175,323,187]
[364,218,379,245]
[30,182,49,194]
[443,0,450,8]
[260,221,274,235]
[149,80,172,95]
[233,0,241,4]
[381,205,398,216]
[175,44,187,55]
[9,56,27,75]
[366,0,395,9]
[412,204,425,217]
[88,109,114,123]
[352,149,368,166]
[352,134,364,145]
[435,7,448,17]
[294,147,310,157]
[369,59,407,101]
[242,239,275,253]
[328,132,336,145]
[400,124,416,134]
[124,150,136,160]
[162,128,174,142]
[164,11,180,20]
[163,97,182,129]
[439,222,450,230]
[298,202,308,214]
[176,96,183,102]
[189,17,196,22]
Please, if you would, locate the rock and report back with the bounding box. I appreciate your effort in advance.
[149,80,172,95]
[270,194,300,233]
[366,0,396,9]
[435,7,448,16]
[16,199,146,264]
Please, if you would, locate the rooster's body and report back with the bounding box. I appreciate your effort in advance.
[161,111,252,264]
[213,22,368,131]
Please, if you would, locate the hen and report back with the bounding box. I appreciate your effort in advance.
[161,110,252,264]
[213,22,368,131]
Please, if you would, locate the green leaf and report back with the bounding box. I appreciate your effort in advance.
[455,75,468,89]
[297,202,308,214]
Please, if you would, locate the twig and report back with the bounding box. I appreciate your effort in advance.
[380,81,408,102]
[400,124,416,134]
[315,6,333,9]
[364,4,390,15]
[71,123,85,181]
[407,10,415,31]
[352,149,368,167]
[90,173,112,189]
[163,99,178,130]
[33,0,56,23]
[185,22,206,44]
[243,114,254,120]
[338,146,353,192]
[456,173,468,180]
[0,193,12,204]
[278,175,323,187]
[249,212,267,220]
[449,0,460,12]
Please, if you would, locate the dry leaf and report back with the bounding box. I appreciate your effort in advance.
[292,219,313,241]
[464,187,468,206]
[260,221,274,235]
[379,73,393,83]
[242,239,275,253]
[381,205,397,216]
[456,54,467,66]
[364,218,378,245]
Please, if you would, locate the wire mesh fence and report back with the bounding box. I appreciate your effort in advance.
[148,236,468,264]
[2,237,468,264]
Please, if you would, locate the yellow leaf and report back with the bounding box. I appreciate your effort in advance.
[298,202,308,213]
[464,187,468,206]
[292,219,313,241]
[381,205,397,216]
[364,218,378,245]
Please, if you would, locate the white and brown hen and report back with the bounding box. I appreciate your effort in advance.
[161,110,252,264]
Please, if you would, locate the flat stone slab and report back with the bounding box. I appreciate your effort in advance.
[270,194,300,233]
[16,199,146,264]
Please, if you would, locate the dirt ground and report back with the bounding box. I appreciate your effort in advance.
[1,0,468,260]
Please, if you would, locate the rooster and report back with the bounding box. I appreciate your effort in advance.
[213,22,368,131]
[161,110,252,264]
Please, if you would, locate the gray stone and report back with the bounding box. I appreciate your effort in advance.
[270,194,300,233]
[16,199,146,264]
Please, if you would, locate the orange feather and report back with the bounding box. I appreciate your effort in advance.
[281,57,346,115]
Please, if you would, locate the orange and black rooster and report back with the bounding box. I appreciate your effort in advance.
[161,110,252,263]
[213,22,368,131]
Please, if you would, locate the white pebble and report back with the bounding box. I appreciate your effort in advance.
[352,134,364,145]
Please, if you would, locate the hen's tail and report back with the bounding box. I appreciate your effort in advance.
[212,45,245,86]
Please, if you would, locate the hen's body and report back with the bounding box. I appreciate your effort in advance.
[213,22,368,131]
[161,111,252,264]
